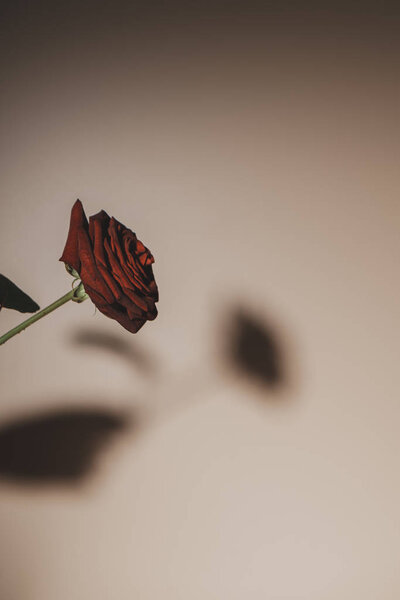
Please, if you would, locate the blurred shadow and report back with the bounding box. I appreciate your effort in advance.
[0,407,130,485]
[226,307,286,390]
[71,328,156,373]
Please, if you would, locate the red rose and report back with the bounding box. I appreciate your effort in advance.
[60,200,158,333]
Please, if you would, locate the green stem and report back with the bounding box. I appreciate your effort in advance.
[0,283,87,346]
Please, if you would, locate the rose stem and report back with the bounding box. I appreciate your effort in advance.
[0,283,87,346]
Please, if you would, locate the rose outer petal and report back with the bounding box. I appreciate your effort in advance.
[94,301,147,334]
[59,199,89,272]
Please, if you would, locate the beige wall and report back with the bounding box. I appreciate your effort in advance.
[0,3,399,598]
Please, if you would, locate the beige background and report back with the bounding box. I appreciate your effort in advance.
[0,3,399,598]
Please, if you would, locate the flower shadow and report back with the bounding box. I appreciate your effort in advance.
[71,328,158,374]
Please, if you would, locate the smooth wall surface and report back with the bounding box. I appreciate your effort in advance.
[0,2,399,598]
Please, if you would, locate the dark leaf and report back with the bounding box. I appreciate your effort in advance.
[0,274,40,313]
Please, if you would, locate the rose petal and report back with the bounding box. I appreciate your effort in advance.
[78,229,115,305]
[59,199,88,272]
[104,238,150,312]
[94,301,147,333]
[89,210,110,270]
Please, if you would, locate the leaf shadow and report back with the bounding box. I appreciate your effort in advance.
[223,306,295,397]
[0,406,132,486]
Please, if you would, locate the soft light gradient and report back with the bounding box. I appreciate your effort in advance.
[0,2,399,598]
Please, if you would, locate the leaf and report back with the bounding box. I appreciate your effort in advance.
[0,273,40,313]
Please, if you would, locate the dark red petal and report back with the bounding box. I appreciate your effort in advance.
[126,249,152,288]
[96,262,124,300]
[145,303,158,320]
[108,217,126,264]
[78,229,115,304]
[59,200,89,273]
[104,238,149,312]
[90,213,113,272]
[123,258,152,294]
[128,245,152,282]
[88,210,110,269]
[109,219,156,295]
[84,281,141,319]
[94,301,147,333]
[108,219,150,293]
[148,279,159,302]
[82,284,111,308]
[135,238,154,266]
[122,233,156,293]
[88,237,148,319]
[121,256,151,294]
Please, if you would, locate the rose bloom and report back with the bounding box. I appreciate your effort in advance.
[60,200,158,333]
